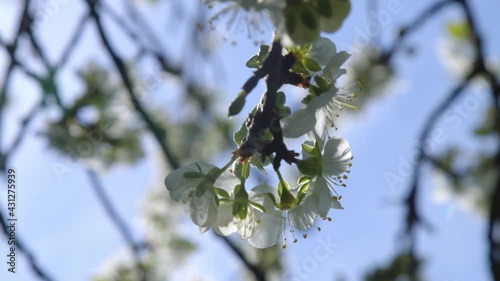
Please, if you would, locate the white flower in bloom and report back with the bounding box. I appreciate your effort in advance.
[211,183,285,248]
[311,137,351,218]
[296,137,350,219]
[164,162,239,227]
[203,0,285,40]
[287,191,318,230]
[282,49,358,140]
[247,184,285,248]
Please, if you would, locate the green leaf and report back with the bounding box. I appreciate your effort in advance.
[276,91,286,106]
[279,106,292,118]
[245,45,269,68]
[228,91,246,117]
[304,57,322,72]
[233,122,248,145]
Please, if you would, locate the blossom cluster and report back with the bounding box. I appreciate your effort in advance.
[165,0,357,248]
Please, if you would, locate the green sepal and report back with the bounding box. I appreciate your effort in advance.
[296,158,319,176]
[194,180,212,197]
[233,184,249,219]
[301,142,316,155]
[277,180,296,210]
[301,94,314,104]
[291,60,309,74]
[214,187,230,199]
[298,176,313,185]
[213,192,220,206]
[296,184,310,204]
[314,75,332,91]
[207,167,221,182]
[298,181,310,195]
[250,153,269,174]
[249,201,266,213]
[183,171,204,179]
[193,162,203,173]
[304,57,322,72]
[308,84,324,96]
[266,192,278,207]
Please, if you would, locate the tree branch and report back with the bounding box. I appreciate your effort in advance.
[56,14,90,69]
[381,0,457,63]
[0,207,55,281]
[85,169,147,281]
[216,235,267,281]
[84,0,180,169]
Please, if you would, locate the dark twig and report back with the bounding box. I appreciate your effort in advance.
[0,0,32,150]
[0,99,44,172]
[381,0,457,63]
[56,14,90,69]
[217,235,267,281]
[102,2,182,76]
[454,1,500,279]
[84,0,180,169]
[85,169,147,281]
[0,207,55,281]
[0,3,56,279]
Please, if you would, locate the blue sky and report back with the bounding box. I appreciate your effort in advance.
[1,0,499,280]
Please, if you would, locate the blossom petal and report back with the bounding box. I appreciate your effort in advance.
[214,170,240,194]
[190,192,218,227]
[313,177,332,219]
[165,162,216,202]
[331,197,344,209]
[288,195,317,230]
[213,202,238,236]
[237,209,256,239]
[282,108,316,138]
[248,211,284,248]
[322,137,352,177]
[324,51,350,81]
[307,36,337,66]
